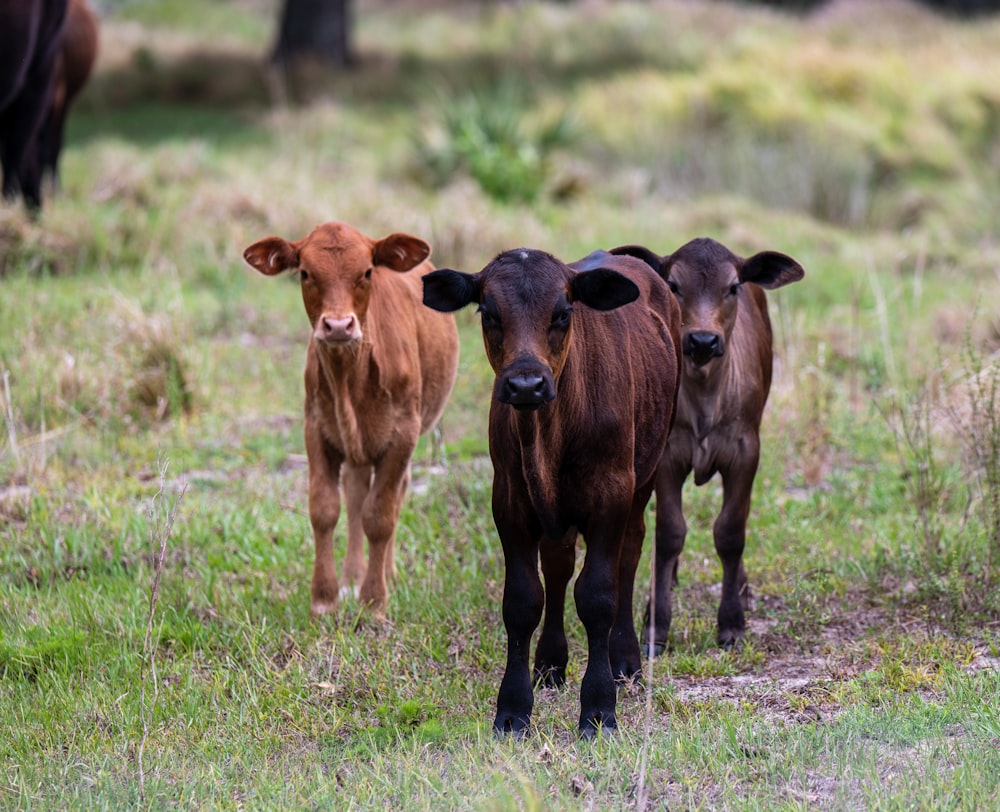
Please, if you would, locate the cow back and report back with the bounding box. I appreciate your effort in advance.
[365,259,459,435]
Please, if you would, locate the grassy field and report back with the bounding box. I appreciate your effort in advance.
[2,0,1000,808]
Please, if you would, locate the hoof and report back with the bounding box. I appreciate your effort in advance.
[717,632,745,652]
[310,597,339,617]
[579,717,617,740]
[493,714,531,739]
[643,642,667,658]
[338,584,360,601]
[533,667,566,689]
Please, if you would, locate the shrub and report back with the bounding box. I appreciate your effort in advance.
[412,80,573,204]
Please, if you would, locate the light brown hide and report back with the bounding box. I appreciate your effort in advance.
[244,222,459,615]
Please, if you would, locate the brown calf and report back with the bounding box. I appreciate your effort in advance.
[611,237,804,651]
[244,222,459,616]
[43,0,98,188]
[0,0,68,210]
[423,248,680,738]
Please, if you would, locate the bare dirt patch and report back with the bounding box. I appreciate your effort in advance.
[667,600,1000,727]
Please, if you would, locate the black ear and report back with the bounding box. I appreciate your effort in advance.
[422,269,480,312]
[571,268,640,312]
[740,251,805,289]
[609,244,664,275]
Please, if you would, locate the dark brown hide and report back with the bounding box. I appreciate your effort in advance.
[244,222,459,616]
[423,248,681,738]
[0,0,69,210]
[611,237,804,650]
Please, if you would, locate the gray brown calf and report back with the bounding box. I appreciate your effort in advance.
[612,237,804,651]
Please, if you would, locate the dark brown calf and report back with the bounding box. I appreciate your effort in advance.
[0,0,68,210]
[423,248,680,737]
[244,222,459,616]
[611,237,804,650]
[43,0,98,188]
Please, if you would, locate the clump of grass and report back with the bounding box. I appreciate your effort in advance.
[110,295,194,424]
[948,337,1000,584]
[412,79,574,204]
[878,376,948,562]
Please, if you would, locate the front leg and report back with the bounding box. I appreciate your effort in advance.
[494,501,544,737]
[715,451,758,648]
[306,422,344,616]
[575,508,629,738]
[357,438,417,613]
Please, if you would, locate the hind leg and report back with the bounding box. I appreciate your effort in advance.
[533,529,576,688]
[643,460,688,656]
[341,463,371,598]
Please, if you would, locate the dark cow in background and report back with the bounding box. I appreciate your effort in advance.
[611,238,804,652]
[0,0,68,210]
[244,222,459,617]
[423,248,680,738]
[43,0,99,190]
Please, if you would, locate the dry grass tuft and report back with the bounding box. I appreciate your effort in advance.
[111,296,194,422]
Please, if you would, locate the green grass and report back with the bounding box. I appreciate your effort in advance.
[2,0,1000,808]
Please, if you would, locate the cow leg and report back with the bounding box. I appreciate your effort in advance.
[1,32,62,210]
[385,465,409,585]
[575,510,628,738]
[340,463,371,598]
[494,511,544,737]
[307,427,344,616]
[357,442,414,613]
[611,482,654,682]
[715,457,757,648]
[643,461,688,656]
[533,529,576,689]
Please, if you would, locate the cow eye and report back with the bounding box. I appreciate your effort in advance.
[666,279,679,295]
[551,307,572,330]
[728,282,741,297]
[478,305,499,329]
[365,268,373,279]
[300,270,310,282]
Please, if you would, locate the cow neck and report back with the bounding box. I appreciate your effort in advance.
[315,339,374,466]
[508,350,585,530]
[509,406,564,533]
[682,353,736,442]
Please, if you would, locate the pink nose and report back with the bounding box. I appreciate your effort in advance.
[316,314,360,342]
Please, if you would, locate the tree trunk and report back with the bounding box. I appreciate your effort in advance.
[271,0,354,68]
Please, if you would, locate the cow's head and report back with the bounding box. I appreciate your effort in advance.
[423,249,639,410]
[612,238,803,370]
[243,222,430,348]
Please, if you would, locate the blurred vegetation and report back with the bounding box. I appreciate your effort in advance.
[411,80,575,203]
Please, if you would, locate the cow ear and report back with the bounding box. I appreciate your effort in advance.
[244,237,299,276]
[740,251,805,289]
[423,269,480,312]
[373,233,431,272]
[609,244,665,275]
[571,268,640,311]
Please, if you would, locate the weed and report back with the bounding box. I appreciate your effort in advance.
[948,335,1000,583]
[878,377,948,562]
[412,79,574,204]
[138,460,187,802]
